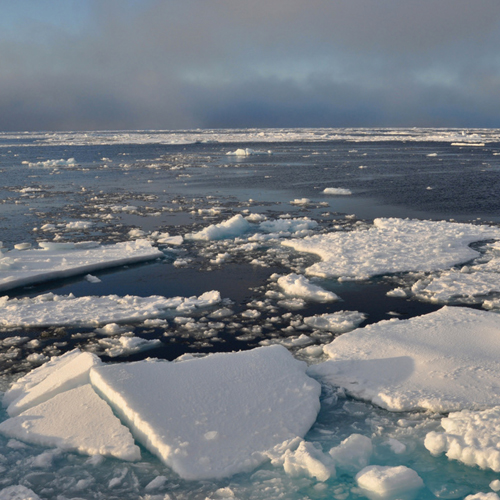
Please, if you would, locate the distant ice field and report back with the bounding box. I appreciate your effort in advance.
[1,128,500,500]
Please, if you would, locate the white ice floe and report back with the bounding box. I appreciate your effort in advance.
[185,214,251,241]
[282,218,500,279]
[277,273,339,303]
[303,310,366,334]
[0,485,41,500]
[22,158,76,168]
[259,217,318,235]
[0,239,163,292]
[89,345,321,480]
[0,385,140,461]
[466,494,500,500]
[425,406,500,472]
[0,291,221,328]
[411,270,500,305]
[3,349,101,417]
[65,221,93,230]
[355,465,424,498]
[323,187,352,195]
[96,335,162,358]
[226,148,270,156]
[329,434,373,473]
[309,307,500,412]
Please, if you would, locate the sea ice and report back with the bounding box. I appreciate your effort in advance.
[425,406,500,472]
[0,239,163,292]
[96,335,162,357]
[185,214,251,241]
[0,385,141,461]
[282,218,500,279]
[0,291,221,328]
[3,349,101,417]
[323,187,352,195]
[89,345,321,480]
[277,273,339,302]
[303,310,366,333]
[329,433,373,472]
[0,485,41,500]
[355,465,424,498]
[309,307,500,412]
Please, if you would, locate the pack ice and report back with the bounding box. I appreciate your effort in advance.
[309,307,500,412]
[90,345,321,479]
[0,239,163,292]
[282,218,500,279]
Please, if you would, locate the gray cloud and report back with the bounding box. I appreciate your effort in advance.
[1,0,499,130]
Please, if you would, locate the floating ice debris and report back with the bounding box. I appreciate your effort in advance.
[89,345,321,480]
[411,270,500,305]
[283,218,500,279]
[157,234,183,245]
[259,217,318,234]
[277,274,339,303]
[84,273,101,283]
[303,310,366,333]
[0,239,163,292]
[355,465,424,498]
[0,291,221,328]
[226,148,270,156]
[309,307,500,412]
[425,406,500,472]
[65,220,93,230]
[96,335,162,358]
[22,158,76,168]
[323,187,352,195]
[0,385,140,461]
[465,494,500,500]
[290,198,311,206]
[185,214,251,241]
[329,434,373,473]
[3,349,101,417]
[0,485,41,500]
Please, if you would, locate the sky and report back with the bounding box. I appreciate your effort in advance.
[1,0,500,131]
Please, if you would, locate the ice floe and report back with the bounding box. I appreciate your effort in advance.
[0,239,163,292]
[186,214,251,241]
[425,406,500,472]
[323,187,352,195]
[3,349,101,417]
[90,345,321,479]
[355,465,424,498]
[0,385,140,461]
[303,310,366,333]
[0,291,221,328]
[282,218,500,279]
[277,273,339,302]
[309,307,500,412]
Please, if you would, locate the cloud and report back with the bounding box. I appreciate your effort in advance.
[1,0,500,130]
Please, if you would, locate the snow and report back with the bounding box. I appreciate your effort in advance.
[425,406,500,472]
[309,307,500,412]
[0,239,163,292]
[3,349,101,417]
[277,273,339,302]
[303,310,366,333]
[185,214,251,241]
[355,465,424,498]
[0,385,141,461]
[282,218,500,279]
[0,291,221,328]
[89,345,321,480]
[323,187,352,195]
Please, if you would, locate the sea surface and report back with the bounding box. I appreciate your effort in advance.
[1,129,500,499]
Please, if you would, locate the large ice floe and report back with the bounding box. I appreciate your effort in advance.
[282,218,500,279]
[0,346,321,481]
[309,306,500,412]
[0,291,221,328]
[90,345,321,479]
[0,239,163,292]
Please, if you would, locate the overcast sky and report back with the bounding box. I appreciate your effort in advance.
[1,0,500,131]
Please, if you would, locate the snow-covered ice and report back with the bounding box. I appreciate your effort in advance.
[0,239,163,292]
[185,214,251,241]
[277,273,339,302]
[3,349,101,417]
[282,218,500,279]
[303,310,366,333]
[0,485,41,500]
[89,345,321,479]
[0,291,221,328]
[309,307,500,412]
[355,465,424,498]
[323,187,352,195]
[425,406,500,472]
[329,433,373,472]
[0,385,140,461]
